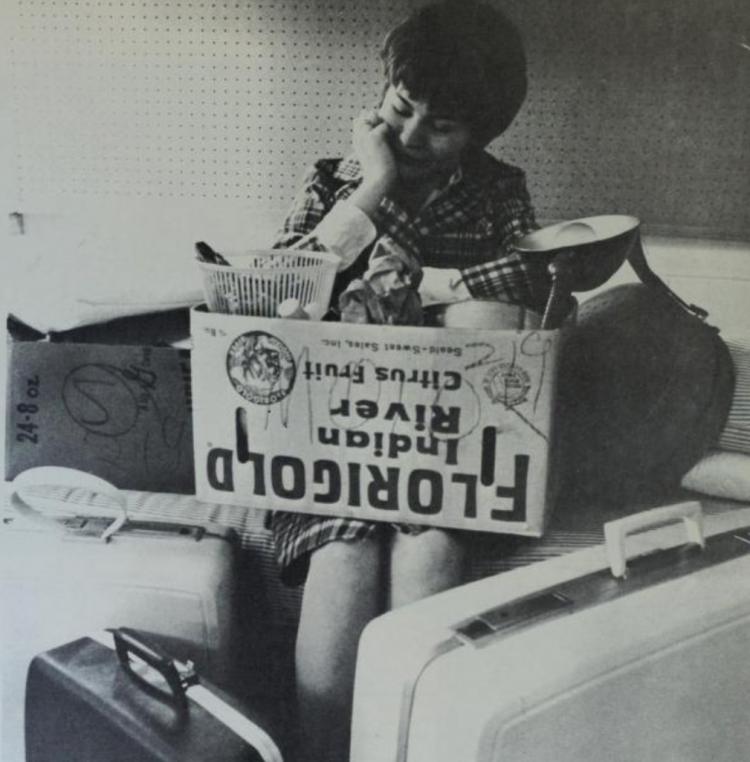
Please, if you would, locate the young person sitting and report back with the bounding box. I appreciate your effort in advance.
[270,3,551,759]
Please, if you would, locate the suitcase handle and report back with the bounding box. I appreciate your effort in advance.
[112,628,198,712]
[604,501,705,578]
[9,466,129,542]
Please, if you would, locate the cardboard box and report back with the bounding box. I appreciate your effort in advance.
[5,313,194,493]
[191,307,566,536]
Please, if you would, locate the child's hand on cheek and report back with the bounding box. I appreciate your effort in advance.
[352,108,399,193]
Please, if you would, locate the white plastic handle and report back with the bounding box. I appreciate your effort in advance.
[9,466,128,542]
[603,502,705,578]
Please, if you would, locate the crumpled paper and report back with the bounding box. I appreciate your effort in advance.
[339,238,423,325]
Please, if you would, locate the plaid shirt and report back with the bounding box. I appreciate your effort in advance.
[270,152,554,583]
[274,150,553,310]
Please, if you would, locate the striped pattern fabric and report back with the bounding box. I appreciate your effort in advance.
[12,486,302,631]
[7,487,745,637]
[464,529,604,581]
[718,334,750,454]
[9,486,745,712]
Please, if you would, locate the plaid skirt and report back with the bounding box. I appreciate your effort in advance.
[269,511,432,587]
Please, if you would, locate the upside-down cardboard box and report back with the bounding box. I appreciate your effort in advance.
[5,311,195,493]
[191,306,566,536]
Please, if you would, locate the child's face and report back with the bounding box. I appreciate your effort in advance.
[378,83,472,185]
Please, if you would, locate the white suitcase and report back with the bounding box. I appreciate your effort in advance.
[1,468,240,762]
[351,502,750,762]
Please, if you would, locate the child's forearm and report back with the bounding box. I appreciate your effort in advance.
[348,177,392,219]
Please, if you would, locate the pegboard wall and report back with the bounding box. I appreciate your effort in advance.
[3,0,750,240]
[500,0,750,239]
[3,0,411,215]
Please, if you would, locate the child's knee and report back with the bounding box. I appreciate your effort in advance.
[307,536,383,592]
[392,527,466,567]
[300,537,385,643]
[389,529,466,607]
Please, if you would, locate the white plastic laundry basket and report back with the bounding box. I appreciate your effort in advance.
[198,249,339,320]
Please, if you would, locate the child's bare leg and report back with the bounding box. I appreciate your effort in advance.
[388,529,466,609]
[295,537,384,762]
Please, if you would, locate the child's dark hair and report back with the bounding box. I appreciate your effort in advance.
[380,1,527,144]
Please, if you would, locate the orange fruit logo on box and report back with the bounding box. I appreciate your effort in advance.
[226,331,296,405]
[483,362,531,407]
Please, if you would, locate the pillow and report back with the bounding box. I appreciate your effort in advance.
[3,201,279,333]
[6,218,204,333]
[681,449,750,503]
[717,333,750,454]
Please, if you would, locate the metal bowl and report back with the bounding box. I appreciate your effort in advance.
[514,215,640,292]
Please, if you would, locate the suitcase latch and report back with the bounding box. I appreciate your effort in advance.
[60,515,119,537]
[175,659,199,689]
[453,591,573,645]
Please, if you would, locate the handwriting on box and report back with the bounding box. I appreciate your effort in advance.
[193,316,560,534]
[7,343,194,493]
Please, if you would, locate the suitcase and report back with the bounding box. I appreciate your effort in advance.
[1,468,240,762]
[351,502,750,762]
[25,628,284,761]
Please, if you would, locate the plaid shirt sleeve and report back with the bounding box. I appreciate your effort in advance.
[273,162,375,268]
[459,171,552,310]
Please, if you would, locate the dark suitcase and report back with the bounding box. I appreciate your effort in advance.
[25,629,284,762]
